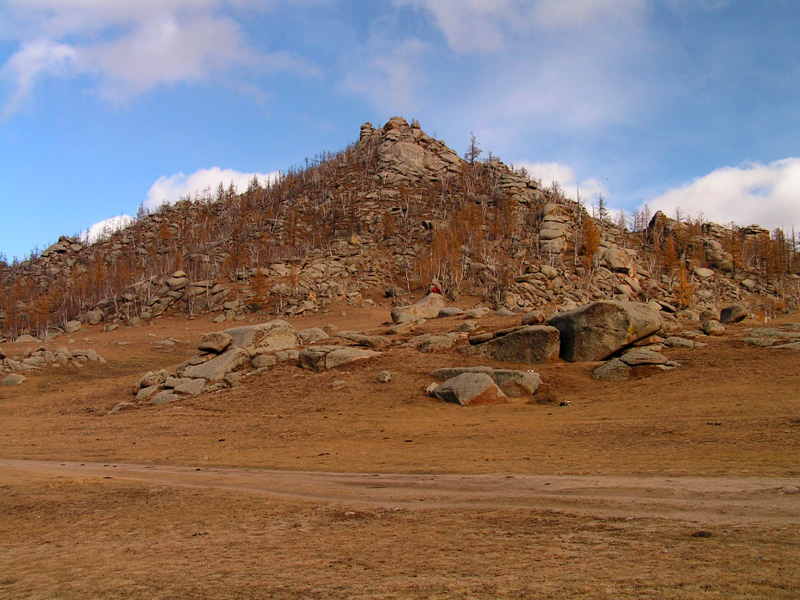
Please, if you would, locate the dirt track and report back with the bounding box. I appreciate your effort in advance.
[3,458,798,526]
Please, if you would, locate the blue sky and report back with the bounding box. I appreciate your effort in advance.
[1,0,799,261]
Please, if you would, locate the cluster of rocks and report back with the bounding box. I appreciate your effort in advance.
[742,324,800,350]
[428,366,542,406]
[1,345,105,385]
[124,320,385,411]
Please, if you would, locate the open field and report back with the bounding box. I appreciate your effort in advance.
[1,307,799,598]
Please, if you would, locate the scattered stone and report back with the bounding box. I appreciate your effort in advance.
[693,267,715,279]
[135,385,162,402]
[430,366,541,397]
[432,373,508,406]
[376,370,393,383]
[331,380,347,390]
[334,332,391,349]
[14,335,38,343]
[463,307,491,319]
[521,310,545,325]
[109,402,135,414]
[2,373,26,385]
[703,320,725,336]
[391,293,448,323]
[549,301,663,362]
[457,320,478,333]
[198,332,233,354]
[720,304,747,324]
[592,359,631,382]
[64,320,82,333]
[135,369,170,391]
[437,307,464,318]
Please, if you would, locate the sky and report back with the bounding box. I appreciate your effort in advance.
[1,0,799,261]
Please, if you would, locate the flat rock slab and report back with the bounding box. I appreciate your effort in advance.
[433,373,508,406]
[391,293,447,323]
[620,349,669,366]
[549,301,663,362]
[334,332,391,349]
[149,390,181,405]
[460,325,560,365]
[182,348,251,381]
[430,366,541,397]
[224,321,300,351]
[298,346,380,371]
[703,320,725,336]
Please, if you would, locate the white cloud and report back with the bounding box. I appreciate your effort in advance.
[513,161,608,203]
[342,38,428,113]
[145,167,280,210]
[1,38,76,118]
[81,214,135,245]
[644,158,800,231]
[0,0,312,115]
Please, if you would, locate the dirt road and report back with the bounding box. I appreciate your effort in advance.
[3,458,797,526]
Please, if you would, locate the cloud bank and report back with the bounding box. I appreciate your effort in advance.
[514,161,608,204]
[81,214,135,245]
[644,158,800,232]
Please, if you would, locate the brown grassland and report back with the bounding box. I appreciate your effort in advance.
[1,304,799,599]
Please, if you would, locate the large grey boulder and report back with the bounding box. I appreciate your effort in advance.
[460,325,560,365]
[549,301,663,362]
[391,293,447,324]
[430,366,541,397]
[592,359,631,382]
[224,320,300,352]
[182,348,251,381]
[432,373,508,406]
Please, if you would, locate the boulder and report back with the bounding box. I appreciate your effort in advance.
[224,320,300,351]
[703,320,725,336]
[430,367,541,397]
[391,293,447,323]
[298,346,380,371]
[173,379,207,396]
[14,334,38,343]
[601,246,637,275]
[334,332,391,349]
[198,332,233,354]
[693,267,715,279]
[432,373,508,406]
[549,301,663,362]
[182,348,251,381]
[592,359,631,382]
[2,373,26,386]
[418,333,462,353]
[460,325,560,365]
[720,304,747,324]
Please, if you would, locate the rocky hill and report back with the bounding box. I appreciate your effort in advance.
[0,116,798,342]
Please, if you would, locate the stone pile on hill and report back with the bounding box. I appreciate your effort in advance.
[1,345,105,385]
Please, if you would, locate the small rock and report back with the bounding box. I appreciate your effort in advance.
[433,373,508,406]
[376,370,393,383]
[198,332,233,354]
[2,373,26,385]
[702,319,725,336]
[720,304,747,324]
[592,359,631,382]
